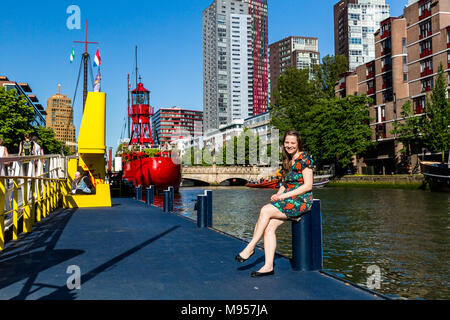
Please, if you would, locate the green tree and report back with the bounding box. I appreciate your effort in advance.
[270,67,318,136]
[423,63,450,157]
[0,87,35,153]
[312,54,349,99]
[34,126,67,155]
[391,100,424,162]
[303,95,374,170]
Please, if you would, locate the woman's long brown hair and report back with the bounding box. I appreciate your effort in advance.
[280,130,303,182]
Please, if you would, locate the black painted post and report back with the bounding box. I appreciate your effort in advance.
[146,186,154,206]
[196,195,207,228]
[204,190,213,228]
[291,199,323,271]
[136,185,142,201]
[168,187,174,212]
[163,190,170,212]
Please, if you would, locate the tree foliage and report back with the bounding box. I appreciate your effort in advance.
[0,87,35,153]
[392,64,450,159]
[269,55,373,172]
[0,87,69,155]
[423,63,450,154]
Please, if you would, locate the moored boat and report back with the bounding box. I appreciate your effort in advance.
[120,49,181,192]
[420,160,450,192]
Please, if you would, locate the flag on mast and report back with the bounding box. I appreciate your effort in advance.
[70,48,75,63]
[94,68,102,92]
[94,48,101,67]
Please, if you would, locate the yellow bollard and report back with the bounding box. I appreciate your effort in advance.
[41,180,47,219]
[0,178,5,250]
[36,179,42,222]
[30,179,36,232]
[12,178,18,241]
[23,178,31,233]
[45,180,52,217]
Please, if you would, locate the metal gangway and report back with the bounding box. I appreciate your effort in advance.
[0,155,68,250]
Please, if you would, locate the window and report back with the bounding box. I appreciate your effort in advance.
[420,39,432,57]
[420,58,433,75]
[413,96,426,114]
[350,38,362,44]
[421,77,434,92]
[419,0,431,17]
[419,20,432,38]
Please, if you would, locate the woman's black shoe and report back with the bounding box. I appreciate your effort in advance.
[251,270,274,278]
[235,250,254,263]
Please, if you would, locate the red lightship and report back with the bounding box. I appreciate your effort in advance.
[121,51,181,192]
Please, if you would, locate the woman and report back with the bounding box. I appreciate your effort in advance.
[235,130,314,277]
[0,138,10,176]
[71,171,93,195]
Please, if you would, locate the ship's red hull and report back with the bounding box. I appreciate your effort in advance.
[123,156,182,191]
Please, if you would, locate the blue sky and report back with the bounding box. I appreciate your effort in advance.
[0,0,406,152]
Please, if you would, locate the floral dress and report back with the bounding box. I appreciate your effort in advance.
[271,152,314,220]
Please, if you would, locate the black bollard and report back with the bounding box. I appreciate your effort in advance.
[291,199,323,271]
[136,185,142,201]
[168,187,174,212]
[204,190,212,228]
[196,195,207,228]
[146,186,154,206]
[163,190,170,212]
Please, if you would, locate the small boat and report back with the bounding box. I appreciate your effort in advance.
[420,161,450,192]
[313,180,329,188]
[245,180,279,189]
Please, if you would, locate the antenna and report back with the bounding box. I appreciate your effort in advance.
[135,46,139,86]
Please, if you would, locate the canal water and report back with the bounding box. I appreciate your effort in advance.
[153,186,449,300]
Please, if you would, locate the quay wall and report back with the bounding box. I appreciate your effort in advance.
[329,174,426,189]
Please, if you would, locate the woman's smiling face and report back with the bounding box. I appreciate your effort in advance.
[284,135,299,156]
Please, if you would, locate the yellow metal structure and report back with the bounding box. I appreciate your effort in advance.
[0,175,65,251]
[63,92,111,208]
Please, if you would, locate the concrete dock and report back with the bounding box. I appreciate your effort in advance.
[0,197,384,300]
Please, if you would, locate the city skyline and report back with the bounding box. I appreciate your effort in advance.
[0,0,405,152]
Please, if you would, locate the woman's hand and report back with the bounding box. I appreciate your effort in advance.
[271,194,282,202]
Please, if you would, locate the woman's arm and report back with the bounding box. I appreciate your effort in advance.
[278,168,313,200]
[271,184,285,202]
[18,142,22,156]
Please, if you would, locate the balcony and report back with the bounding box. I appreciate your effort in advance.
[419,48,432,58]
[367,87,375,95]
[380,30,391,40]
[422,86,432,93]
[419,31,432,40]
[366,71,374,79]
[414,105,426,114]
[381,48,391,56]
[420,67,433,77]
[376,123,387,140]
[382,82,392,89]
[339,82,346,90]
[419,9,431,21]
[381,64,392,73]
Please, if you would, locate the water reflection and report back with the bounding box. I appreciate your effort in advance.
[154,186,449,300]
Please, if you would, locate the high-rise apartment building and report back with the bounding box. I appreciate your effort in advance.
[269,36,320,102]
[334,0,390,70]
[335,0,450,174]
[202,0,268,132]
[151,107,203,148]
[45,85,76,152]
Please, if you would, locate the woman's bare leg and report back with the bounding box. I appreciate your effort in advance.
[239,204,286,259]
[257,218,285,272]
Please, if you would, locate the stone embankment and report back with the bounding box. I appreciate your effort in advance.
[329,174,426,189]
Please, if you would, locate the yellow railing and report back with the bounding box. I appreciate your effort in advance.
[0,155,67,250]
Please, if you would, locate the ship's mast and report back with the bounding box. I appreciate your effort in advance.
[73,20,99,111]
